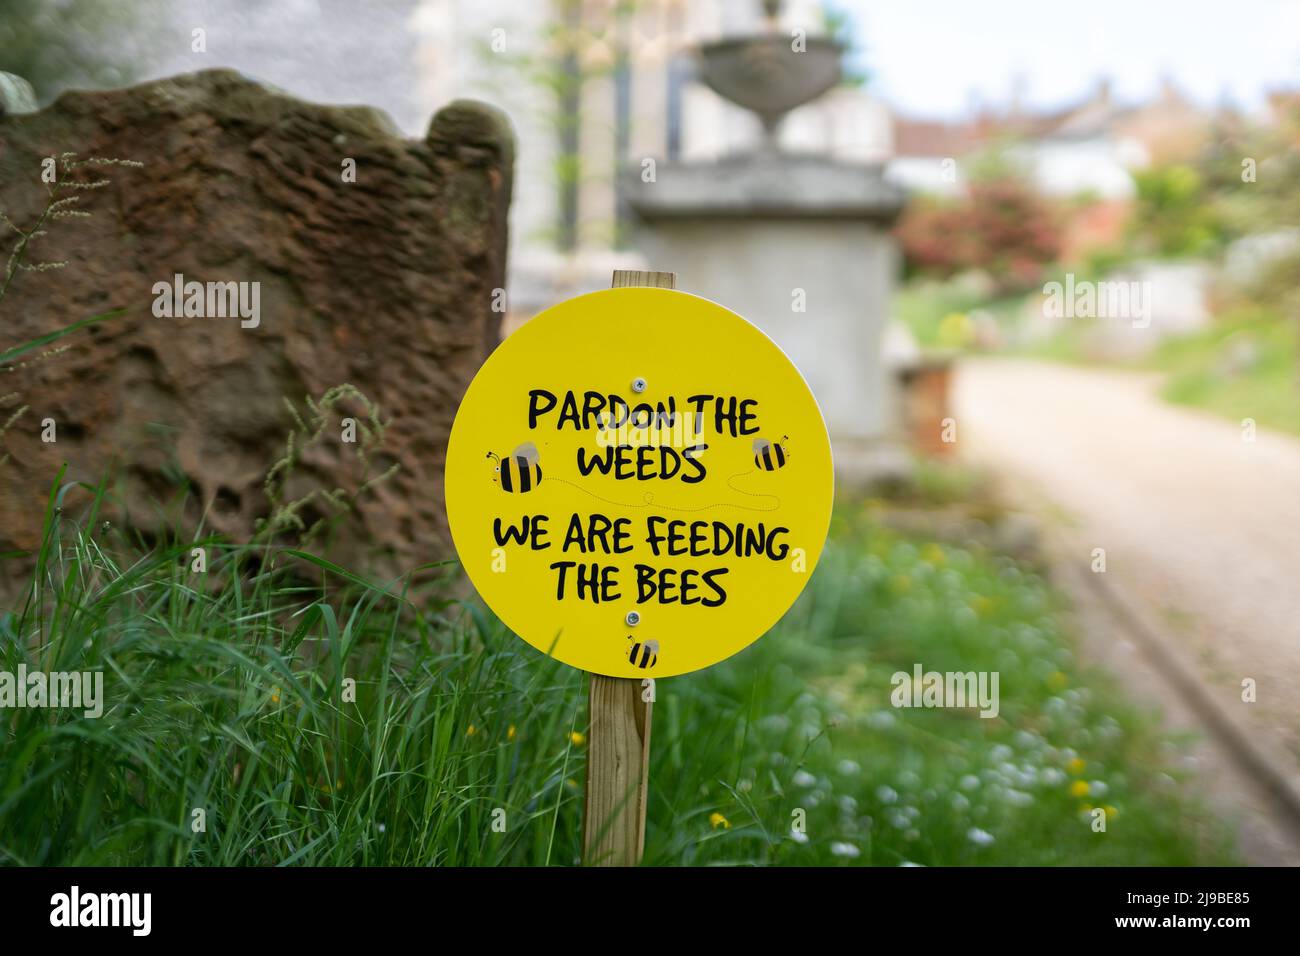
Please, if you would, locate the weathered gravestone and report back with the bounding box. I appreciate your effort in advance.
[0,69,513,592]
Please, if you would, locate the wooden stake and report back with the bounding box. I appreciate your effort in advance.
[581,268,675,866]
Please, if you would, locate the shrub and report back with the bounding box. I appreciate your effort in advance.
[896,180,1061,293]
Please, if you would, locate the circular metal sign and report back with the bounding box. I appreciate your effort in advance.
[445,287,834,678]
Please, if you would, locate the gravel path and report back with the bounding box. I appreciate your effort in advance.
[953,358,1300,765]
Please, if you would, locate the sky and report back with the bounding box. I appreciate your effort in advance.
[59,0,1299,133]
[837,0,1300,118]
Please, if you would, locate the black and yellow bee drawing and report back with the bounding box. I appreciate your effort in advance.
[626,636,659,670]
[754,435,790,471]
[487,442,542,493]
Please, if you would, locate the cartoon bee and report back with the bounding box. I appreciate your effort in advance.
[487,442,542,493]
[626,636,659,670]
[754,435,790,472]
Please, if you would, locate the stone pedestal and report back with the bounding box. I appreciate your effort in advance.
[621,152,907,483]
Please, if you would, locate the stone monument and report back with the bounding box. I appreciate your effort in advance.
[0,70,513,592]
[619,1,906,481]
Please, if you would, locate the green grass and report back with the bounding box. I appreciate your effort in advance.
[1144,305,1300,436]
[0,488,1234,866]
[876,458,994,511]
[892,279,1029,351]
[897,275,1300,439]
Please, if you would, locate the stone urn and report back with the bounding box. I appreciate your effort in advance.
[620,0,909,484]
[695,3,843,147]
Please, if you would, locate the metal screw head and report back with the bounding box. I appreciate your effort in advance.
[625,610,641,626]
[631,377,647,394]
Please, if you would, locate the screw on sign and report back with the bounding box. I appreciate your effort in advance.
[444,269,834,864]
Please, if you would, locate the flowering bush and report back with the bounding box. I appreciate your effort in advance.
[896,180,1062,293]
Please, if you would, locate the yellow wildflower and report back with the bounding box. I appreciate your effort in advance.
[709,812,731,830]
[507,725,516,741]
[569,731,585,746]
[466,724,476,737]
[1066,757,1086,776]
[937,311,972,347]
[1069,779,1090,798]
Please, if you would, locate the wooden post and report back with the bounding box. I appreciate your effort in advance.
[581,268,675,866]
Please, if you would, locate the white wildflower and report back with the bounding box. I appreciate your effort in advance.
[1039,767,1066,786]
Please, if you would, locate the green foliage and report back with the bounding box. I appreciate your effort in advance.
[1081,244,1130,279]
[822,4,870,88]
[474,2,627,252]
[0,0,159,102]
[1201,108,1300,239]
[0,491,1233,865]
[1127,107,1298,260]
[645,505,1232,865]
[892,278,1029,351]
[0,504,584,865]
[1147,303,1300,436]
[1127,165,1224,258]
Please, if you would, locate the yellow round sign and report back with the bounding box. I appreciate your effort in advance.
[445,287,834,678]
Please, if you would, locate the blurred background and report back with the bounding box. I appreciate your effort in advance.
[3,0,1299,867]
[6,1,1298,355]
